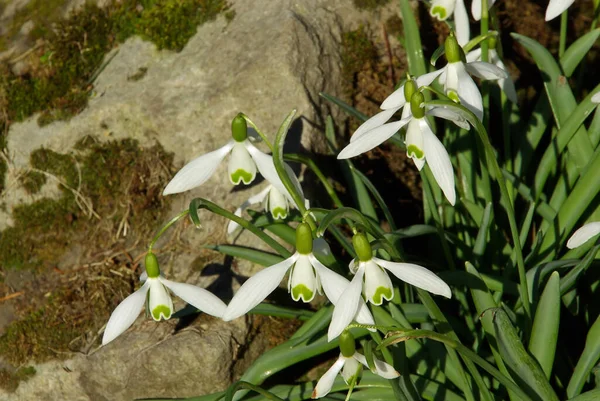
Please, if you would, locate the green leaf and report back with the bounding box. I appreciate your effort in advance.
[568,390,600,401]
[353,168,397,230]
[319,92,368,122]
[473,202,493,257]
[528,271,560,378]
[567,315,600,397]
[560,29,600,77]
[204,244,284,266]
[399,0,427,76]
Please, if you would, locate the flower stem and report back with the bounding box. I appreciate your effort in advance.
[148,209,190,252]
[241,113,274,152]
[559,10,568,58]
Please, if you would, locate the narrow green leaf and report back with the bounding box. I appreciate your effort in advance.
[319,92,368,122]
[398,0,427,76]
[567,315,600,397]
[390,224,437,238]
[204,244,284,266]
[473,203,493,257]
[567,389,600,401]
[528,271,560,378]
[560,29,600,77]
[353,168,397,230]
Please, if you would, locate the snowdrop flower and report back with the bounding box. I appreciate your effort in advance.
[430,0,470,46]
[163,114,300,203]
[471,0,498,20]
[223,223,375,328]
[439,33,508,121]
[102,252,227,345]
[466,41,517,104]
[312,331,399,399]
[545,0,575,21]
[566,222,600,249]
[328,233,451,341]
[340,89,465,205]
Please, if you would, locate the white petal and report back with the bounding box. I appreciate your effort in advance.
[430,0,456,21]
[350,108,400,142]
[228,142,257,185]
[405,118,425,165]
[545,0,575,20]
[341,357,361,384]
[163,142,233,195]
[102,281,150,345]
[364,260,394,305]
[140,271,148,282]
[374,257,452,298]
[337,117,412,159]
[465,61,507,80]
[591,92,600,104]
[416,70,446,88]
[227,185,272,235]
[312,356,346,399]
[267,186,289,219]
[454,0,470,46]
[313,238,332,260]
[493,56,518,104]
[566,222,600,249]
[160,277,227,318]
[426,107,471,130]
[466,48,482,63]
[456,63,484,121]
[421,120,456,205]
[328,265,366,341]
[148,279,173,321]
[353,352,400,379]
[380,70,446,110]
[223,254,299,321]
[472,0,497,20]
[289,255,318,302]
[438,68,448,85]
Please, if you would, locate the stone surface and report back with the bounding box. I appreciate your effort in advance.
[0,0,392,399]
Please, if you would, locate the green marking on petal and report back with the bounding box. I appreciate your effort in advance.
[272,207,287,220]
[407,145,424,159]
[151,305,172,320]
[372,286,393,305]
[291,284,314,302]
[447,90,460,103]
[230,169,254,185]
[431,6,447,20]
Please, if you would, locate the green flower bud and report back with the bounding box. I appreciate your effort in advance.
[410,91,426,119]
[445,33,465,64]
[231,113,248,142]
[145,252,160,278]
[295,222,313,255]
[403,78,418,103]
[352,232,373,262]
[339,330,356,357]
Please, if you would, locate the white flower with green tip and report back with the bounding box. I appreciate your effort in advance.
[312,331,399,399]
[328,233,451,341]
[222,223,375,328]
[545,0,575,20]
[102,253,227,346]
[466,44,517,104]
[430,0,470,45]
[566,222,600,249]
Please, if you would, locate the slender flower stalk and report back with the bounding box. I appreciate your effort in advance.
[102,253,227,345]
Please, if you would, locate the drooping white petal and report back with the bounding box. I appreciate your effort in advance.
[353,352,400,379]
[426,107,471,130]
[416,69,446,90]
[312,356,346,399]
[566,222,600,249]
[341,357,361,384]
[148,278,174,321]
[466,48,482,63]
[454,0,470,46]
[313,238,332,260]
[405,118,426,171]
[430,0,457,21]
[421,119,456,205]
[289,254,318,302]
[455,62,484,121]
[160,277,227,318]
[363,260,394,305]
[338,117,412,159]
[465,61,507,80]
[310,255,375,329]
[374,257,452,298]
[545,0,575,21]
[591,92,600,104]
[223,254,299,321]
[328,265,366,341]
[351,108,400,143]
[163,142,234,195]
[227,185,272,235]
[228,141,257,185]
[492,53,518,104]
[102,281,150,345]
[267,186,289,219]
[471,0,497,20]
[438,67,448,85]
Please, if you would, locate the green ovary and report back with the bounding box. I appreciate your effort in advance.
[407,145,424,159]
[152,305,172,320]
[447,91,460,103]
[292,285,314,302]
[431,6,447,19]
[372,286,393,305]
[272,207,287,219]
[230,169,254,185]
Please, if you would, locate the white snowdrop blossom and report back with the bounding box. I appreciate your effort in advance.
[223,224,375,328]
[466,47,517,103]
[566,222,600,249]
[339,89,466,205]
[430,0,470,46]
[545,0,575,21]
[328,233,451,341]
[471,0,498,20]
[312,351,399,398]
[102,253,227,346]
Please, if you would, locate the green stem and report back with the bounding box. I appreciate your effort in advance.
[559,10,568,58]
[224,382,284,401]
[240,113,274,152]
[148,209,190,251]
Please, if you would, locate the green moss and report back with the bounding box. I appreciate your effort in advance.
[341,25,378,83]
[18,171,47,194]
[0,366,36,392]
[353,0,391,10]
[127,67,148,82]
[30,148,78,189]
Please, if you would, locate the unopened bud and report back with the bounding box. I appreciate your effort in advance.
[231,113,248,142]
[145,252,160,278]
[410,91,426,119]
[339,330,356,357]
[445,33,465,63]
[295,222,313,255]
[352,232,373,262]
